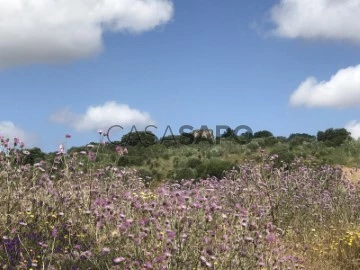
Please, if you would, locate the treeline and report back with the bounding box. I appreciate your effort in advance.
[107,127,353,147]
[17,127,359,185]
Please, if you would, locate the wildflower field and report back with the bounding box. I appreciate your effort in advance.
[1,136,360,269]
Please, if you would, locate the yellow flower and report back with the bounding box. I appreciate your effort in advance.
[111,230,119,237]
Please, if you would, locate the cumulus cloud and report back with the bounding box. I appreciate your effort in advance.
[0,0,174,70]
[345,121,360,139]
[50,101,155,131]
[0,121,38,147]
[289,65,360,108]
[270,0,360,43]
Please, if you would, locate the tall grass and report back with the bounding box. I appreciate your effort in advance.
[1,136,360,269]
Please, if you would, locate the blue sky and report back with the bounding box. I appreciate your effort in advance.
[1,0,360,152]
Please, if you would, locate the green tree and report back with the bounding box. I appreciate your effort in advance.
[317,128,352,147]
[253,130,273,138]
[22,147,46,165]
[121,131,158,146]
[288,133,316,141]
[221,128,235,138]
[288,133,316,147]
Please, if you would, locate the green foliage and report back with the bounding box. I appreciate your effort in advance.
[121,131,158,146]
[276,136,287,143]
[23,126,360,181]
[317,128,352,147]
[187,158,202,169]
[254,138,266,148]
[117,155,144,166]
[246,141,260,152]
[160,135,179,146]
[288,133,316,148]
[172,168,196,180]
[235,134,251,145]
[253,130,273,138]
[288,133,316,141]
[263,136,279,147]
[270,144,295,168]
[197,159,234,179]
[22,147,46,165]
[221,127,235,138]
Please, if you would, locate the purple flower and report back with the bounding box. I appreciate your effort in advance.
[89,151,96,161]
[51,228,58,237]
[13,137,19,146]
[144,261,152,268]
[80,250,92,259]
[113,257,126,264]
[116,145,128,155]
[166,230,176,241]
[265,233,276,244]
[102,247,111,254]
[245,236,254,242]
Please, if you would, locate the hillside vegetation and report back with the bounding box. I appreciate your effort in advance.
[1,129,360,269]
[18,128,360,187]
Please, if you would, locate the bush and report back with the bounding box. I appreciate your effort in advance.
[197,159,234,179]
[253,130,273,138]
[317,128,352,147]
[117,155,144,166]
[173,168,196,180]
[138,168,152,179]
[187,158,202,169]
[246,141,260,152]
[270,145,295,168]
[263,136,279,147]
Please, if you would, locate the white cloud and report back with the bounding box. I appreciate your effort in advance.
[0,121,38,147]
[0,0,174,70]
[50,101,155,131]
[270,0,360,43]
[289,65,360,108]
[345,121,360,139]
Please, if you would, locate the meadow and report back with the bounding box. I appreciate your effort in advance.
[1,134,360,269]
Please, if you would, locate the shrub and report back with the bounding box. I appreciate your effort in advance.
[246,141,260,151]
[253,130,273,138]
[263,136,279,147]
[197,159,234,179]
[187,158,202,169]
[173,168,196,180]
[270,145,295,168]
